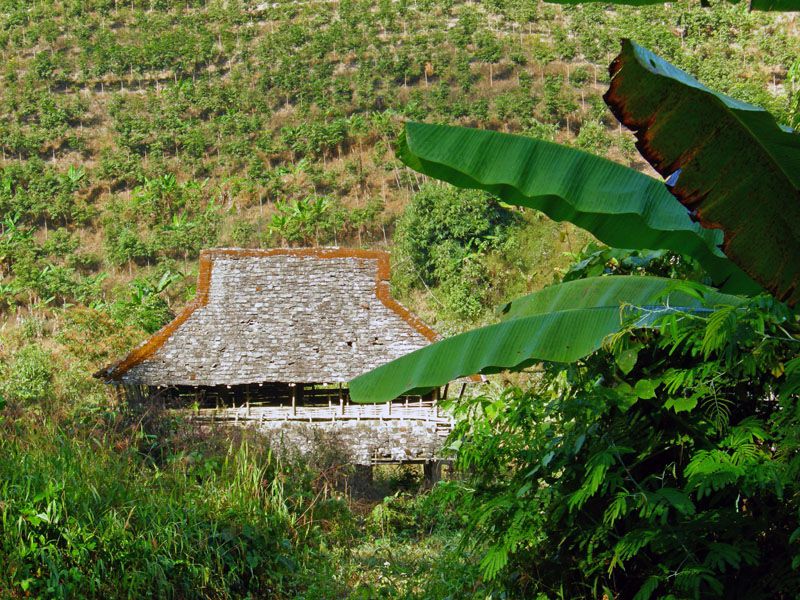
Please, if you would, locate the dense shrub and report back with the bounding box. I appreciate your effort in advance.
[1,343,54,404]
[393,183,519,321]
[439,290,800,598]
[0,421,307,598]
[109,272,178,334]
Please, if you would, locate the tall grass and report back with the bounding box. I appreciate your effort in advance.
[0,416,310,599]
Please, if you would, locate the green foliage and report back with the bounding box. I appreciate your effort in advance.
[561,242,706,282]
[551,0,798,11]
[0,343,54,404]
[270,195,334,245]
[439,294,800,598]
[393,183,519,320]
[0,406,491,599]
[0,421,304,598]
[366,493,419,538]
[109,270,179,334]
[354,20,800,600]
[0,0,793,322]
[396,121,758,296]
[0,2,797,598]
[605,39,800,306]
[351,275,743,403]
[573,120,612,154]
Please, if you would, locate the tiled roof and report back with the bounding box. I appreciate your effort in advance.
[97,248,438,386]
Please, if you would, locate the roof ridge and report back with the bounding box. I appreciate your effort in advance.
[95,247,439,382]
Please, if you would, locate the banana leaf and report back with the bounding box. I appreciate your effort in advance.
[349,276,744,403]
[605,39,800,306]
[398,122,760,296]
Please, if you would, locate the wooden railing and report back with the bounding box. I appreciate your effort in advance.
[186,401,453,426]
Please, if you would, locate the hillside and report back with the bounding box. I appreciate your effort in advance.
[1,2,799,597]
[0,0,796,397]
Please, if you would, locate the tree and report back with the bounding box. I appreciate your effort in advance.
[347,26,800,597]
[349,39,796,403]
[474,30,502,86]
[438,293,800,597]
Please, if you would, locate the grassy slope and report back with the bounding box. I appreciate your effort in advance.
[0,2,796,596]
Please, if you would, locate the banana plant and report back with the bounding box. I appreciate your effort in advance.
[352,276,744,402]
[349,40,797,402]
[64,165,86,192]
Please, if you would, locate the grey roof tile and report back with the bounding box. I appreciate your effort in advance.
[98,248,437,386]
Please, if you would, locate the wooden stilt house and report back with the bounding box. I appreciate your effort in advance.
[96,248,465,465]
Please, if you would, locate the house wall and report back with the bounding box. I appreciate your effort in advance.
[252,419,449,465]
[186,408,451,466]
[130,384,455,466]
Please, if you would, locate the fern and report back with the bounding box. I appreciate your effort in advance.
[685,450,743,499]
[603,492,630,526]
[655,487,695,517]
[612,529,657,566]
[701,305,739,359]
[699,388,733,433]
[633,575,661,600]
[442,294,800,596]
[674,566,723,597]
[480,546,508,581]
[704,542,744,572]
[569,446,632,511]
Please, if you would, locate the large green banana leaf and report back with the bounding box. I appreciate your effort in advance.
[398,122,760,296]
[498,274,742,321]
[545,0,799,10]
[349,276,744,403]
[605,39,800,306]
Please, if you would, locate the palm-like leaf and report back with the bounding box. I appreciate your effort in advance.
[398,122,760,296]
[606,39,800,306]
[349,276,743,403]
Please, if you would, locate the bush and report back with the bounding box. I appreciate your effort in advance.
[0,422,310,598]
[442,292,800,598]
[1,343,54,404]
[367,493,418,538]
[574,120,612,155]
[393,183,519,321]
[109,274,176,334]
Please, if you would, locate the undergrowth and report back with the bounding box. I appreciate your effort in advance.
[0,404,486,599]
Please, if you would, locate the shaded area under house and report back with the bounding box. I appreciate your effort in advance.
[96,248,472,469]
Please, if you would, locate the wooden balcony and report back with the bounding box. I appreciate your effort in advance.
[185,398,452,428]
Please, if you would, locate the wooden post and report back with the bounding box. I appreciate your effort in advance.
[424,461,442,487]
[354,464,373,487]
[291,384,297,417]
